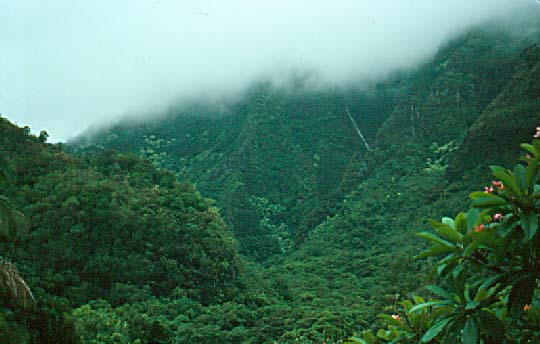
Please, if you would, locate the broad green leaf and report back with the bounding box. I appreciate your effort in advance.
[514,164,527,194]
[520,211,539,240]
[490,165,506,173]
[455,212,468,234]
[426,285,454,301]
[413,295,425,304]
[470,191,489,199]
[429,219,463,243]
[496,219,515,238]
[534,139,540,152]
[437,263,447,276]
[495,226,516,263]
[376,329,388,340]
[485,285,500,301]
[464,283,473,304]
[377,314,403,326]
[452,264,464,280]
[478,275,503,291]
[402,300,414,313]
[421,317,451,343]
[521,143,537,157]
[470,196,506,208]
[463,240,479,257]
[347,337,367,344]
[437,255,460,277]
[491,167,521,197]
[437,260,460,276]
[530,212,538,240]
[466,209,480,230]
[469,191,507,201]
[463,318,479,344]
[448,266,465,297]
[417,232,456,249]
[415,244,456,259]
[465,300,480,310]
[442,217,455,228]
[525,159,539,193]
[409,301,450,314]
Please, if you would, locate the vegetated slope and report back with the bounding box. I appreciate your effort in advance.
[162,29,540,343]
[251,29,540,341]
[77,81,404,261]
[64,25,540,343]
[377,27,529,146]
[76,26,535,263]
[347,49,540,344]
[0,118,241,342]
[448,43,540,177]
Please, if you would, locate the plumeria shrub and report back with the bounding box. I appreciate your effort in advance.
[349,128,540,343]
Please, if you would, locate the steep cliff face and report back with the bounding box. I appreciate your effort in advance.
[376,29,527,147]
[447,44,540,176]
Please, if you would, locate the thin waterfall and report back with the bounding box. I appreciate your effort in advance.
[345,106,371,151]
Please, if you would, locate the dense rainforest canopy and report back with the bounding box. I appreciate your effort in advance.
[1,22,540,343]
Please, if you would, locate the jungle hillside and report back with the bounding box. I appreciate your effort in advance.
[2,4,540,344]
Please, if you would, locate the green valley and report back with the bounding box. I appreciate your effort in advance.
[1,19,540,343]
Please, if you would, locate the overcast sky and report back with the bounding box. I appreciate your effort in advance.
[1,0,538,142]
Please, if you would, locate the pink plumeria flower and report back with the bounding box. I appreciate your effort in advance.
[474,224,485,233]
[484,186,494,193]
[491,181,505,191]
[391,314,402,322]
[493,213,503,221]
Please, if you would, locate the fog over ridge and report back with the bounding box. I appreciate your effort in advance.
[0,0,538,142]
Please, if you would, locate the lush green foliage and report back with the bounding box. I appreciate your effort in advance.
[76,83,403,261]
[0,117,241,342]
[1,23,539,343]
[350,134,540,343]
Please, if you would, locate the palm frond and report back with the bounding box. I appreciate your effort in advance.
[0,259,34,309]
[0,168,33,309]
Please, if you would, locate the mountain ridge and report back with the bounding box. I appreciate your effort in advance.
[2,22,536,342]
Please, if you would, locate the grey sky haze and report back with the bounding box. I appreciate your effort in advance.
[1,0,538,142]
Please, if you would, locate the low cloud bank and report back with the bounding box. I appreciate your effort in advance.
[0,0,538,141]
